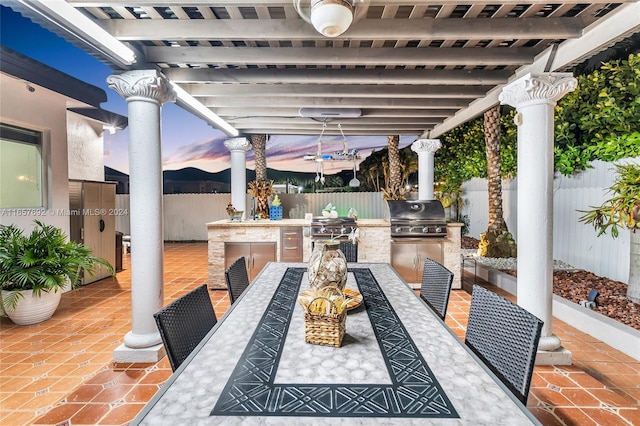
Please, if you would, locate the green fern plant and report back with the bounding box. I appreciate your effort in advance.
[0,220,114,310]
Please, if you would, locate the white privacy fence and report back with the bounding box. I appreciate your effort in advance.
[115,158,636,283]
[115,192,389,241]
[461,158,638,283]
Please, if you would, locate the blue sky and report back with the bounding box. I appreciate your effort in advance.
[1,5,417,174]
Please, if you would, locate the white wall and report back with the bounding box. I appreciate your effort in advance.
[0,73,70,234]
[67,112,105,181]
[461,158,638,283]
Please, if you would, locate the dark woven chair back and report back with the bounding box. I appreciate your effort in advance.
[465,285,543,404]
[225,256,250,304]
[153,284,217,372]
[419,258,454,320]
[339,241,358,262]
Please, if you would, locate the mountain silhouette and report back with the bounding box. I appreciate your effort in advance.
[105,166,334,187]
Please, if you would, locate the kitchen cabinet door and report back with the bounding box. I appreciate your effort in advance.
[224,242,276,281]
[391,241,444,283]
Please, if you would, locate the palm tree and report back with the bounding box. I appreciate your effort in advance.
[478,106,517,257]
[252,134,267,182]
[249,134,270,218]
[384,135,405,200]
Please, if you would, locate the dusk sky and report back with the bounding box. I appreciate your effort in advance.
[1,5,418,175]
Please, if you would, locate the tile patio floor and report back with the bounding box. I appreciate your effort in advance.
[0,242,638,425]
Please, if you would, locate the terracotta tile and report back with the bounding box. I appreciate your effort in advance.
[69,403,111,425]
[1,376,34,393]
[1,392,36,410]
[553,407,598,426]
[561,388,601,407]
[92,384,133,403]
[98,402,145,425]
[537,371,581,388]
[588,388,638,407]
[85,370,122,385]
[0,410,36,426]
[531,387,573,407]
[124,384,161,403]
[567,372,608,389]
[65,384,104,402]
[32,403,83,425]
[528,407,564,425]
[580,407,632,425]
[19,377,59,393]
[605,374,640,389]
[139,370,171,385]
[47,362,83,378]
[49,377,84,393]
[2,363,34,376]
[619,407,640,424]
[28,391,68,411]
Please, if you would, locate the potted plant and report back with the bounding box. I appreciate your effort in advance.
[0,220,114,325]
[269,194,283,220]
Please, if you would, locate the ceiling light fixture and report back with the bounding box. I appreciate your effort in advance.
[171,83,239,137]
[310,0,353,37]
[294,0,355,38]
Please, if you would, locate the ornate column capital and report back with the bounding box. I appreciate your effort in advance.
[411,139,442,155]
[499,73,577,109]
[107,70,176,105]
[224,137,252,152]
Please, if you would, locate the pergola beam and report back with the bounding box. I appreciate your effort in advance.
[105,18,585,41]
[212,107,457,118]
[185,84,491,99]
[203,97,471,109]
[145,46,537,66]
[163,68,510,85]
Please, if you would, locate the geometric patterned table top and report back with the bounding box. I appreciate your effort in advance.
[211,268,459,418]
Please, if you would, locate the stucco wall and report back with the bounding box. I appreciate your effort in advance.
[67,112,105,181]
[1,73,74,234]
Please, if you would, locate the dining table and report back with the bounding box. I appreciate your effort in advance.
[132,262,540,425]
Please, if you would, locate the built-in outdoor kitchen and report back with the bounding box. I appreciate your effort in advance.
[206,199,461,290]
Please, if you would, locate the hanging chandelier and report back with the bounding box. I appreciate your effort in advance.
[303,123,360,184]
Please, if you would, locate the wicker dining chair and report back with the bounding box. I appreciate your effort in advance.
[153,284,217,372]
[465,285,544,404]
[419,258,454,320]
[225,256,250,304]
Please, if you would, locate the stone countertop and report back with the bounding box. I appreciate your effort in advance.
[206,218,393,228]
[207,218,308,227]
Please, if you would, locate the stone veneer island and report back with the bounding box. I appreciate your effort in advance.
[207,219,461,290]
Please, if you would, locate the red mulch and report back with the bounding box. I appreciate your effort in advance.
[461,236,640,330]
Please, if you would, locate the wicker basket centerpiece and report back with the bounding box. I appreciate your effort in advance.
[298,286,348,347]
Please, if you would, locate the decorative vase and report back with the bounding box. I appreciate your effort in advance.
[2,289,62,325]
[308,240,348,290]
[269,205,283,220]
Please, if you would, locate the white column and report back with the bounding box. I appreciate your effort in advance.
[500,73,576,363]
[224,137,251,217]
[107,70,176,361]
[411,139,441,200]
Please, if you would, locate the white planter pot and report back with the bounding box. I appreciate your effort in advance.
[1,289,62,325]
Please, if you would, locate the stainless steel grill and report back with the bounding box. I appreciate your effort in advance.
[309,217,358,262]
[309,217,357,239]
[388,200,448,238]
